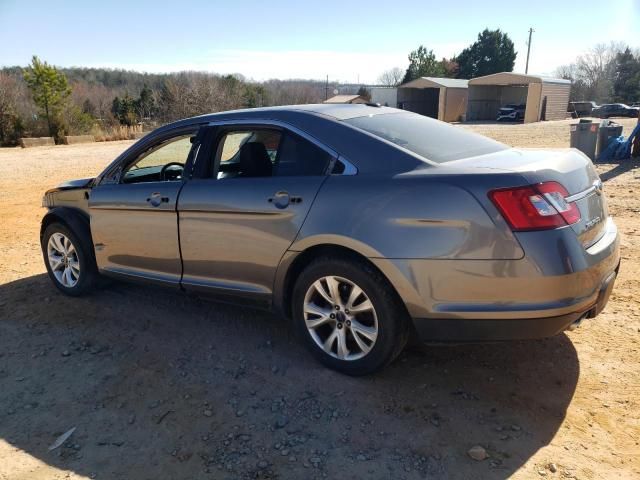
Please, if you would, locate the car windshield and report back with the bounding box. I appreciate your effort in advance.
[344,112,507,163]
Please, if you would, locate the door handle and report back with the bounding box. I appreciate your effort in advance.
[267,191,302,209]
[146,192,169,207]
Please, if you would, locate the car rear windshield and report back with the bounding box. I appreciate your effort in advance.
[344,112,507,163]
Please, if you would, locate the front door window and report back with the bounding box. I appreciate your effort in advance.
[122,134,194,183]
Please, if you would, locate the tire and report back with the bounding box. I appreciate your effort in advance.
[41,222,98,296]
[292,256,410,375]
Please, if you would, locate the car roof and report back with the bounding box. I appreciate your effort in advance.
[105,104,425,178]
[192,103,399,121]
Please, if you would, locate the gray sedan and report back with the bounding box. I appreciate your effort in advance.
[40,104,620,375]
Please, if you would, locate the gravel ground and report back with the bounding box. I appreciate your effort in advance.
[0,119,638,479]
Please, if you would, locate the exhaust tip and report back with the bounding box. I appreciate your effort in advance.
[567,313,588,331]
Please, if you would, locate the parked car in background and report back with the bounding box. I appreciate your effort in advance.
[631,102,640,108]
[40,104,620,375]
[568,101,598,118]
[497,103,526,122]
[592,103,640,118]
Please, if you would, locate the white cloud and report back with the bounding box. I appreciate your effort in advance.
[86,42,474,84]
[85,30,639,83]
[88,49,410,84]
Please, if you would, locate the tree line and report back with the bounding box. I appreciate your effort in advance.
[0,57,336,146]
[2,37,638,146]
[555,43,640,103]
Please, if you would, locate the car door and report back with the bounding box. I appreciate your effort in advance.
[89,126,201,285]
[178,122,336,304]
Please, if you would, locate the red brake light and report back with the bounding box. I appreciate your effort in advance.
[489,182,581,231]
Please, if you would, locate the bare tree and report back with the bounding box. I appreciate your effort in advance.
[377,67,404,87]
[262,79,325,105]
[555,64,578,81]
[576,43,620,101]
[557,42,626,103]
[0,72,35,143]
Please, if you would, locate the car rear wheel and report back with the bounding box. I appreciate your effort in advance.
[292,256,409,375]
[42,222,98,296]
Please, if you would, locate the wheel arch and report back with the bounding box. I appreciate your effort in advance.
[41,207,95,259]
[274,242,411,322]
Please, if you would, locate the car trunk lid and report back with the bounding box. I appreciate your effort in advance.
[447,148,609,248]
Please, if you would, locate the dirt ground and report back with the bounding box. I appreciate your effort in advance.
[0,119,638,480]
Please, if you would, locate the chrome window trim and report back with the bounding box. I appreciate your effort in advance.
[206,118,357,176]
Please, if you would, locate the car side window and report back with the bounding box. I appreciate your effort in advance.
[274,132,333,177]
[213,128,332,179]
[122,134,194,184]
[215,129,282,179]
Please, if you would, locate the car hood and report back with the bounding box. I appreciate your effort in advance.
[45,177,94,194]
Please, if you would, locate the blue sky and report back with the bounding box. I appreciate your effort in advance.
[1,0,638,83]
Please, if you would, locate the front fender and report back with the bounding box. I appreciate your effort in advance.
[41,207,95,259]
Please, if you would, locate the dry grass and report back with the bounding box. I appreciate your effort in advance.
[91,124,143,142]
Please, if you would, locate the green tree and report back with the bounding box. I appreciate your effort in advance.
[455,29,516,79]
[244,84,267,108]
[136,83,155,119]
[23,56,71,137]
[111,93,138,125]
[402,46,445,83]
[613,47,640,103]
[82,98,96,116]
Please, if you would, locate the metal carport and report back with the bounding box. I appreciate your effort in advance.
[398,77,469,122]
[466,72,571,123]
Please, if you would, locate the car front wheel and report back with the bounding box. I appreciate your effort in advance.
[42,222,98,296]
[292,256,409,375]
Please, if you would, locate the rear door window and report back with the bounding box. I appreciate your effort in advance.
[274,132,333,176]
[214,129,282,178]
[212,128,333,178]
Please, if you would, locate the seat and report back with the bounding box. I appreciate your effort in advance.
[238,142,272,177]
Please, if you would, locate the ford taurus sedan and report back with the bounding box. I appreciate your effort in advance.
[40,104,620,375]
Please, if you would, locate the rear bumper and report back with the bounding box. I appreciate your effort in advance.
[371,217,620,341]
[412,268,617,341]
[413,312,584,342]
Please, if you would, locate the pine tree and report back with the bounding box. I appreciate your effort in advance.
[455,29,517,79]
[613,48,640,103]
[402,46,445,83]
[23,56,71,137]
[136,84,155,119]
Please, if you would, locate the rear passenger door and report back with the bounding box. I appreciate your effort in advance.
[178,123,336,304]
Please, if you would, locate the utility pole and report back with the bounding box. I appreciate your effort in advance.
[325,74,329,100]
[525,27,534,74]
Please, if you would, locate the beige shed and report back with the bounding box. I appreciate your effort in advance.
[398,77,469,122]
[466,72,571,123]
[323,94,368,104]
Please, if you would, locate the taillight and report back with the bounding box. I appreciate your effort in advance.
[489,182,581,231]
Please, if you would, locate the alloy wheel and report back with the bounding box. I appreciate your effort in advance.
[47,232,80,288]
[303,276,378,361]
